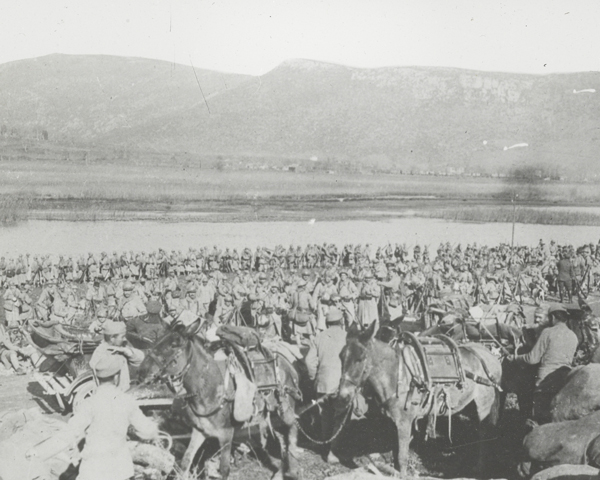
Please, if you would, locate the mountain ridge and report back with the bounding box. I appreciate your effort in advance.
[1,54,599,175]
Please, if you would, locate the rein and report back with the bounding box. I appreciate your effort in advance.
[144,335,231,417]
[296,345,370,446]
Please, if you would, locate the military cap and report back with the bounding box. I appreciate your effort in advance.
[123,281,134,291]
[326,308,344,324]
[548,304,567,315]
[297,279,308,287]
[146,300,162,314]
[93,355,122,379]
[103,320,126,336]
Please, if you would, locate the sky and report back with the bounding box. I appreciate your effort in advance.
[1,0,599,76]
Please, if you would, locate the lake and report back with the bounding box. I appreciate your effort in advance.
[0,218,599,256]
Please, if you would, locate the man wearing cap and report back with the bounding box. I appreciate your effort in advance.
[357,272,380,330]
[557,248,575,303]
[88,307,110,335]
[305,308,347,456]
[337,270,358,327]
[26,353,158,480]
[118,281,148,322]
[89,321,145,391]
[508,304,578,423]
[127,298,166,345]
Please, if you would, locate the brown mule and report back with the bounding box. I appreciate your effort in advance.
[134,322,302,480]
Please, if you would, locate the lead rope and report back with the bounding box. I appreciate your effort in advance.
[294,358,368,445]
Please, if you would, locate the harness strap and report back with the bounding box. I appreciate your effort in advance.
[460,344,502,391]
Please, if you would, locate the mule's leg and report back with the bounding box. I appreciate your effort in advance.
[394,415,414,477]
[216,431,234,480]
[474,388,501,476]
[181,428,207,474]
[281,422,300,480]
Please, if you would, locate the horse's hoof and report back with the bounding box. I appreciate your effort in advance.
[271,470,284,480]
[517,461,531,478]
[326,452,341,465]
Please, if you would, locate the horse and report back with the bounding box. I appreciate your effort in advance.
[134,322,302,480]
[331,321,502,477]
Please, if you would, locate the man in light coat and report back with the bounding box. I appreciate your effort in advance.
[305,308,347,457]
[27,354,158,480]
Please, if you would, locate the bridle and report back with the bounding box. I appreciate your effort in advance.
[340,342,371,392]
[143,335,192,391]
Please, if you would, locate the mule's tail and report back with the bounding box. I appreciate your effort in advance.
[487,387,502,427]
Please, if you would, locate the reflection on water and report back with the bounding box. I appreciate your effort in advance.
[0,219,598,256]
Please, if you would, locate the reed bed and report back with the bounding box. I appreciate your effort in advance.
[423,206,600,226]
[0,195,31,225]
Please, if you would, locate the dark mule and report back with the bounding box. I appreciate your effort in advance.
[134,322,301,480]
[331,322,502,476]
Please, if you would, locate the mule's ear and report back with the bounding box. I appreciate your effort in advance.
[359,320,377,344]
[183,319,202,338]
[347,322,361,339]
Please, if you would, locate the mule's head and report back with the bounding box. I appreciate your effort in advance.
[136,321,200,387]
[338,321,376,401]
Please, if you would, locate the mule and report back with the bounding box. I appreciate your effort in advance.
[134,322,302,480]
[331,322,502,477]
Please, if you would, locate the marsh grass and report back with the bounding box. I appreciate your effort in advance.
[423,206,600,226]
[0,195,31,225]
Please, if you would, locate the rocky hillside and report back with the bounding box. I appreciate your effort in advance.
[1,55,600,175]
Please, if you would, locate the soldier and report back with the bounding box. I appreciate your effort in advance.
[197,276,216,314]
[89,320,145,391]
[288,279,316,346]
[557,247,575,303]
[305,308,347,458]
[27,354,158,480]
[357,271,380,330]
[337,270,358,327]
[118,281,147,322]
[507,304,578,424]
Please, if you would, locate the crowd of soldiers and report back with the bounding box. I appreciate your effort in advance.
[1,239,599,375]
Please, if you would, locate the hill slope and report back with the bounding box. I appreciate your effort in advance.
[1,55,600,175]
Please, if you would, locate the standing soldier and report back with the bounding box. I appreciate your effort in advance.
[89,320,145,391]
[305,308,347,458]
[337,270,358,327]
[357,271,380,330]
[557,247,575,303]
[507,304,578,424]
[288,279,316,346]
[118,281,148,322]
[26,354,158,480]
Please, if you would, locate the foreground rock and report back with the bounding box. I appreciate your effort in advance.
[326,471,507,480]
[551,365,600,422]
[531,464,599,480]
[522,410,600,472]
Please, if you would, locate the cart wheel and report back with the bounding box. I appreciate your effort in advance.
[71,380,96,413]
